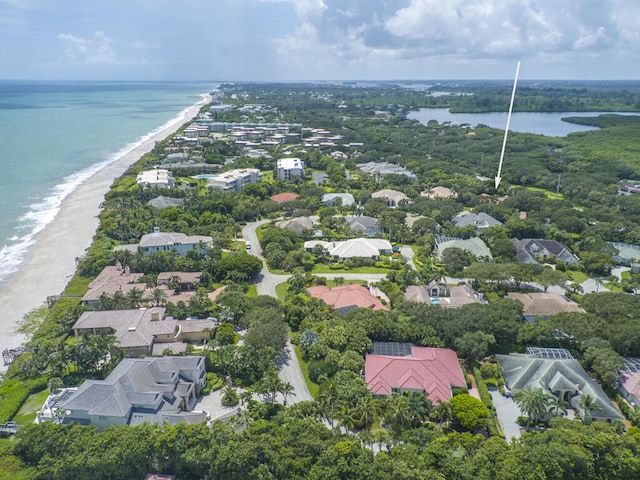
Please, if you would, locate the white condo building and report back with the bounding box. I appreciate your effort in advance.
[206,168,262,192]
[277,157,305,181]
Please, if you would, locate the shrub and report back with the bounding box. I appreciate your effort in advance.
[484,378,498,388]
[308,360,337,383]
[221,386,239,406]
[452,386,469,396]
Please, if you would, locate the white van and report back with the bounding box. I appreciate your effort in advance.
[245,241,251,250]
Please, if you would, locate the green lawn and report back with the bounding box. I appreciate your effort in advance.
[525,186,565,201]
[566,270,589,283]
[12,389,50,426]
[275,282,289,301]
[294,345,319,398]
[311,264,390,274]
[245,285,258,298]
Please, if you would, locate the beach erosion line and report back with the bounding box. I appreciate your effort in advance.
[0,93,211,372]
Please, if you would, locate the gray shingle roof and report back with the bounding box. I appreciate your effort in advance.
[512,238,579,265]
[496,352,623,421]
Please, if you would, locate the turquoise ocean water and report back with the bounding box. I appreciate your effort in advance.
[0,81,213,283]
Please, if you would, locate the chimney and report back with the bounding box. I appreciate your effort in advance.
[151,311,160,321]
[153,227,160,235]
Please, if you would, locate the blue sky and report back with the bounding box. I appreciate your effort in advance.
[2,0,639,81]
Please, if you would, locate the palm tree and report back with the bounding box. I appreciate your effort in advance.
[126,287,145,308]
[280,381,296,406]
[354,393,379,429]
[431,401,454,427]
[337,405,358,434]
[547,396,569,417]
[514,386,551,429]
[149,288,167,306]
[405,391,432,428]
[383,393,412,436]
[577,394,602,425]
[317,379,339,429]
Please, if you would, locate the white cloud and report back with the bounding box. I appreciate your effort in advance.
[57,30,116,64]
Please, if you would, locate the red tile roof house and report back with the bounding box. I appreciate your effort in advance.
[270,192,300,204]
[365,345,466,404]
[307,284,388,314]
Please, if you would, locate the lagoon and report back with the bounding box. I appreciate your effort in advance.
[407,108,639,137]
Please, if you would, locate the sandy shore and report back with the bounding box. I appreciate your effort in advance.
[0,95,211,372]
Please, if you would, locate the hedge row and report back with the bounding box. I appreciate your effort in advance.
[0,376,48,423]
[472,367,503,438]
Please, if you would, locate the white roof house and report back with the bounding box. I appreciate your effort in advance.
[305,238,392,259]
[136,169,174,188]
[321,193,355,206]
[371,189,412,208]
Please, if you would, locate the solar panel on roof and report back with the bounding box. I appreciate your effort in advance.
[526,346,573,360]
[372,342,413,357]
[623,358,640,373]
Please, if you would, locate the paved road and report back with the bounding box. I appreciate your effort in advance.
[242,221,311,403]
[401,245,417,270]
[490,389,522,442]
[242,221,391,403]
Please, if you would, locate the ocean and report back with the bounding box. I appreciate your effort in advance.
[0,81,213,284]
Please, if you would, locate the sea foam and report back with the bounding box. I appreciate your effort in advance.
[0,97,205,284]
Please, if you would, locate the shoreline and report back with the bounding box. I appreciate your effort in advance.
[0,94,211,372]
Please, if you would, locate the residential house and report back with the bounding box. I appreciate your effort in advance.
[81,266,145,307]
[619,358,640,406]
[435,236,492,260]
[451,211,502,231]
[62,356,208,431]
[307,284,387,313]
[305,238,392,260]
[371,189,412,208]
[421,186,457,199]
[136,169,174,188]
[345,215,381,236]
[124,228,212,256]
[497,348,623,423]
[356,161,416,178]
[276,216,315,235]
[157,272,202,292]
[321,192,355,207]
[365,343,466,404]
[277,157,305,181]
[507,292,585,321]
[513,238,579,265]
[72,307,216,357]
[404,281,484,308]
[147,196,184,209]
[206,168,261,192]
[609,242,640,266]
[270,192,299,204]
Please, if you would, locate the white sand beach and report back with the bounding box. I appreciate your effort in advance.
[0,95,211,372]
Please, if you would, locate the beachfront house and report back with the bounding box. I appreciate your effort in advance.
[62,356,208,431]
[115,228,212,256]
[72,306,216,357]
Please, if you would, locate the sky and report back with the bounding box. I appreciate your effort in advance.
[1,0,639,81]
